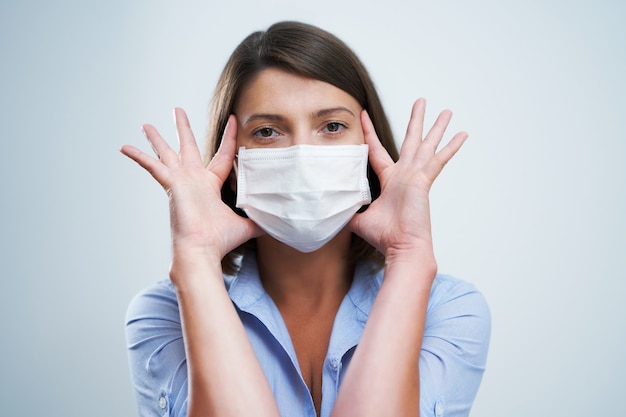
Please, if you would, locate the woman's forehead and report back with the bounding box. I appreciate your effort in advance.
[235,68,362,118]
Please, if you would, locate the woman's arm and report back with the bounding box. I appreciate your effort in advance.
[121,109,280,417]
[332,252,436,417]
[334,99,468,417]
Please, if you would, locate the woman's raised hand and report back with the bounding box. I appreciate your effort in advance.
[120,108,262,264]
[349,99,468,263]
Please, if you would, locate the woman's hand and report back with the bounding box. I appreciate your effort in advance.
[349,98,468,262]
[120,108,262,263]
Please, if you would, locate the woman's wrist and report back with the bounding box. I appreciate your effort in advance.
[169,245,224,288]
[383,243,438,285]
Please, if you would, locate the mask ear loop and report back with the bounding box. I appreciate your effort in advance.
[230,152,248,218]
[232,154,239,179]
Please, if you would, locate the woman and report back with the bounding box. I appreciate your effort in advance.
[122,21,490,417]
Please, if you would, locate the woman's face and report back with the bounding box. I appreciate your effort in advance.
[235,68,365,149]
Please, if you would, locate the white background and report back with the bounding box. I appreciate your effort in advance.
[1,1,624,416]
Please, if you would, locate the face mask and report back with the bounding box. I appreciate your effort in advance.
[235,144,371,253]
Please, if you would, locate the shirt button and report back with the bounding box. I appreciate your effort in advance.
[159,395,167,410]
[435,398,444,416]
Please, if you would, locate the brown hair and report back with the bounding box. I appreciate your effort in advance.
[204,21,399,274]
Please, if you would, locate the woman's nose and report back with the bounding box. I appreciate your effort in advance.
[291,128,318,146]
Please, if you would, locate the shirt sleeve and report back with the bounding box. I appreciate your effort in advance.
[125,280,189,417]
[419,275,491,417]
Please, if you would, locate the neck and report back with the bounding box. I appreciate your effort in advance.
[255,228,354,311]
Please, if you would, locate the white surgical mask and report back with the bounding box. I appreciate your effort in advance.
[235,144,371,252]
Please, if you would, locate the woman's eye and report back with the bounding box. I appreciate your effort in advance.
[323,122,346,134]
[253,127,278,138]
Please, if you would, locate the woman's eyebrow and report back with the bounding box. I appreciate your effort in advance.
[314,106,356,118]
[242,107,356,126]
[242,113,285,126]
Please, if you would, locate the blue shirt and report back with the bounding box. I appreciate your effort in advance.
[126,254,490,417]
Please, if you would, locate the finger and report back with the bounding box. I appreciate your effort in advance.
[347,211,363,238]
[399,98,426,158]
[174,107,202,167]
[423,109,453,150]
[120,145,170,186]
[361,110,394,176]
[348,211,381,253]
[207,114,238,183]
[223,217,266,254]
[244,218,266,240]
[434,131,468,167]
[142,124,180,167]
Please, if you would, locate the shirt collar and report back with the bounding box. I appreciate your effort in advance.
[227,251,383,318]
[346,260,384,322]
[226,251,384,360]
[226,253,267,309]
